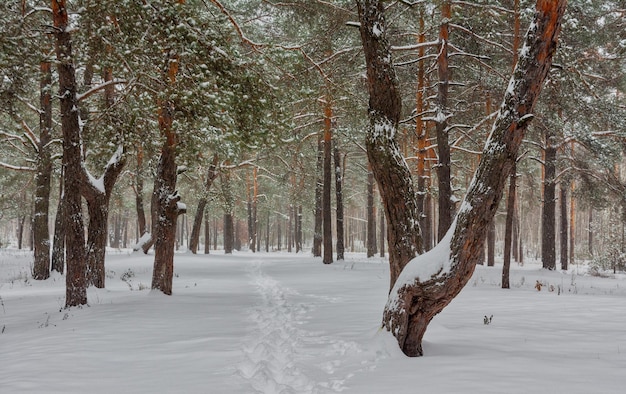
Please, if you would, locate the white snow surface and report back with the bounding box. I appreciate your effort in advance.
[1,249,626,393]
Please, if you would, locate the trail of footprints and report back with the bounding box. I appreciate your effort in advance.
[237,263,360,393]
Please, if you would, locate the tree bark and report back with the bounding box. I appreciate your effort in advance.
[135,145,147,238]
[51,185,66,274]
[334,144,345,260]
[53,0,87,307]
[381,0,566,356]
[313,134,323,257]
[435,0,454,242]
[323,99,333,264]
[357,0,423,289]
[560,182,568,270]
[542,133,557,269]
[32,60,53,280]
[503,164,517,289]
[487,221,496,267]
[189,155,218,253]
[367,169,377,258]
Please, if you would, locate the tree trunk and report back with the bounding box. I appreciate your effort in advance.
[32,60,53,280]
[503,163,517,289]
[569,180,576,263]
[380,206,385,258]
[135,145,147,238]
[334,145,345,260]
[381,0,566,356]
[367,170,377,258]
[588,208,593,256]
[560,182,568,270]
[51,187,66,274]
[223,213,234,254]
[204,212,210,254]
[296,205,303,253]
[189,156,218,254]
[357,0,423,289]
[323,99,333,264]
[53,0,87,307]
[487,221,496,267]
[542,135,557,269]
[313,134,323,257]
[435,0,454,242]
[17,214,25,250]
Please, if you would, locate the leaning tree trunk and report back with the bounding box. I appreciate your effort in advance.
[53,0,87,307]
[356,0,423,289]
[380,0,566,356]
[189,154,219,254]
[32,60,53,280]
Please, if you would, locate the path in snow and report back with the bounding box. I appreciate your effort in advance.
[237,261,360,393]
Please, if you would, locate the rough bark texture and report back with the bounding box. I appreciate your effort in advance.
[224,213,234,254]
[151,49,181,295]
[51,187,65,273]
[189,154,219,254]
[503,163,517,289]
[334,145,345,260]
[367,170,377,258]
[323,100,333,264]
[435,0,454,242]
[382,0,566,356]
[135,146,147,237]
[32,61,53,280]
[357,0,423,289]
[313,134,323,257]
[53,0,87,307]
[560,183,568,270]
[487,221,496,267]
[542,134,557,269]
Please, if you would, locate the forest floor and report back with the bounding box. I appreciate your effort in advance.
[1,248,626,393]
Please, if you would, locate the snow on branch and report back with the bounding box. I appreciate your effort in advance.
[76,79,127,102]
[0,161,34,172]
[391,40,439,52]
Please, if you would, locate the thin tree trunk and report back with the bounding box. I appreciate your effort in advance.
[51,171,65,273]
[17,214,25,250]
[569,181,576,263]
[135,145,147,238]
[542,135,557,269]
[204,212,210,254]
[313,134,323,257]
[589,207,593,256]
[560,182,568,270]
[323,98,333,264]
[334,145,345,260]
[380,206,385,258]
[503,164,517,289]
[367,170,376,258]
[380,0,566,356]
[415,8,429,254]
[53,0,87,307]
[487,221,496,267]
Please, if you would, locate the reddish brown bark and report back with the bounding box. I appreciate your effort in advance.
[53,0,87,307]
[382,0,567,356]
[357,0,423,289]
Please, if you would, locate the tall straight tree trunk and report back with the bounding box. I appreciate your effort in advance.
[367,169,377,258]
[323,98,333,264]
[378,0,566,356]
[204,212,210,254]
[52,191,66,273]
[569,180,576,263]
[313,134,323,257]
[296,205,303,252]
[189,154,218,254]
[252,167,258,252]
[334,145,345,260]
[415,9,431,252]
[223,213,234,253]
[32,60,53,280]
[151,47,181,295]
[380,207,385,257]
[53,0,87,307]
[588,208,593,256]
[135,145,147,238]
[503,164,517,289]
[17,214,25,250]
[357,0,423,289]
[560,182,568,270]
[435,0,454,242]
[487,221,496,266]
[542,134,557,269]
[287,205,292,253]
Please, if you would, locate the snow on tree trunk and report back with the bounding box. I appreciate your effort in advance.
[53,0,87,307]
[356,0,424,290]
[381,0,567,357]
[32,61,53,280]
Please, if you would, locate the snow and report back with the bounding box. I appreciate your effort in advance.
[1,249,626,393]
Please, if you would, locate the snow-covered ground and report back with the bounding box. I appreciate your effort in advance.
[1,248,625,393]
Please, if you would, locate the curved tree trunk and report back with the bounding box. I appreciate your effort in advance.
[356,0,424,289]
[380,0,566,356]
